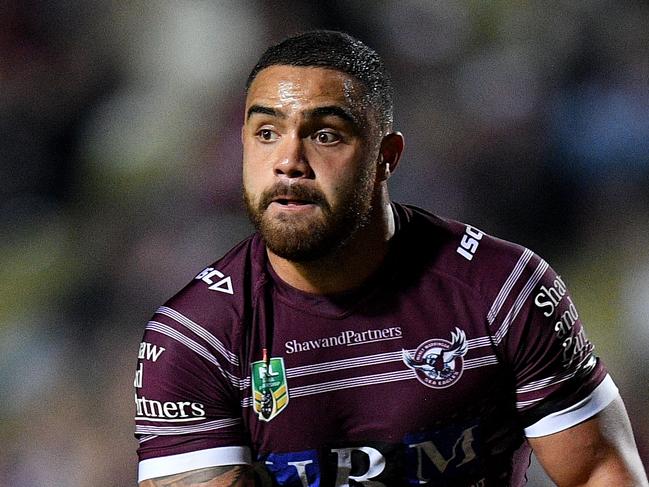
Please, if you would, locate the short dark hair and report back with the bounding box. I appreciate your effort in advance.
[246,30,393,131]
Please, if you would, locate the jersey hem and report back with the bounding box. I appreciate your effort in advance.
[138,446,252,482]
[524,374,618,438]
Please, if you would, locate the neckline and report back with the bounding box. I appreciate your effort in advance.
[263,202,407,319]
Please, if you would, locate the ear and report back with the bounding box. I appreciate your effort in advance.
[376,132,405,181]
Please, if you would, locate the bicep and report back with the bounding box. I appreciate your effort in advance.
[529,396,648,486]
[139,465,256,487]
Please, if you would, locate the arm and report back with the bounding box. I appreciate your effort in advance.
[139,465,256,487]
[529,396,648,487]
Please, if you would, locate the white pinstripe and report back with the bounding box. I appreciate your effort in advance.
[156,306,239,366]
[517,369,576,394]
[137,435,158,444]
[146,321,245,389]
[286,350,409,378]
[135,417,241,436]
[240,352,500,406]
[516,398,542,408]
[487,248,534,325]
[494,259,549,344]
[465,356,499,368]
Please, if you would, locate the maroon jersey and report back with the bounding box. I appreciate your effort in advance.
[134,203,618,486]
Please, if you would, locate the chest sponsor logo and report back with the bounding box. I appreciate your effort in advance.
[285,327,403,354]
[261,421,485,486]
[252,355,289,422]
[402,328,468,388]
[195,266,234,294]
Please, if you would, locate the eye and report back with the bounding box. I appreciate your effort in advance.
[256,128,278,142]
[313,130,340,145]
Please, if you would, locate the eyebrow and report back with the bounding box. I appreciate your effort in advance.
[246,104,358,126]
[307,106,357,125]
[247,105,283,120]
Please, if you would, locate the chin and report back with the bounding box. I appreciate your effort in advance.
[267,244,329,263]
[261,220,333,262]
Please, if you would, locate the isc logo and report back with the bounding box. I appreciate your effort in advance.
[456,225,483,261]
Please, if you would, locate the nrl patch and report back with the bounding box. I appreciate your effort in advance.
[251,355,289,421]
[402,327,468,388]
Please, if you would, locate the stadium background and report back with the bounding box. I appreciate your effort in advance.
[1,2,647,485]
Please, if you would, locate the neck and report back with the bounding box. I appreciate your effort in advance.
[267,191,395,295]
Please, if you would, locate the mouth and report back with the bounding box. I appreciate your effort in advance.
[270,197,316,207]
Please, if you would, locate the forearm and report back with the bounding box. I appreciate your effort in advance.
[139,465,256,487]
[530,397,648,487]
[576,453,647,486]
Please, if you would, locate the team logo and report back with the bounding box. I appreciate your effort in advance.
[195,267,234,294]
[402,328,469,388]
[251,354,289,422]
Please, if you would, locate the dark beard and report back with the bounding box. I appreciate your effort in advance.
[244,171,375,262]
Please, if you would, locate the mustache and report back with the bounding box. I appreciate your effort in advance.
[259,182,330,210]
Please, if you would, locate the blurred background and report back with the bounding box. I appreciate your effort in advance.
[1,1,647,485]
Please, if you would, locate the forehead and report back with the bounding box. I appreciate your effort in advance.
[245,65,365,112]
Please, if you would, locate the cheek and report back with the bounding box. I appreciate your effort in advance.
[241,139,257,170]
[242,135,266,166]
[321,159,369,200]
[242,139,277,181]
[242,158,261,198]
[242,170,264,205]
[242,144,269,189]
[326,172,361,204]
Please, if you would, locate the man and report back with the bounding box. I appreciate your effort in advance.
[134,31,647,486]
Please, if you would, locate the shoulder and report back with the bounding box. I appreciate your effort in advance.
[395,203,542,303]
[150,233,266,347]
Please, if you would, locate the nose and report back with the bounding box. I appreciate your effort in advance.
[273,134,313,179]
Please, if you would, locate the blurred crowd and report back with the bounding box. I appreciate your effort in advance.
[1,1,647,485]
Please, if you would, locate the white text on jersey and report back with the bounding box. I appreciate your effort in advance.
[195,267,234,294]
[138,342,166,362]
[456,225,483,261]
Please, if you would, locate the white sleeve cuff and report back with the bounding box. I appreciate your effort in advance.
[138,446,252,482]
[524,374,619,438]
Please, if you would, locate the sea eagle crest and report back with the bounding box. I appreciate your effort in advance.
[403,327,468,386]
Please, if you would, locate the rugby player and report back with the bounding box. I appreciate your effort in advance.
[134,31,648,486]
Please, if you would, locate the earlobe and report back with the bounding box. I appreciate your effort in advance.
[378,132,405,181]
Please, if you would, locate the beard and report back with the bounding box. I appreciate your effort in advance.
[244,167,376,262]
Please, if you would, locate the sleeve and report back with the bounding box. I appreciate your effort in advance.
[133,303,251,482]
[491,250,619,438]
